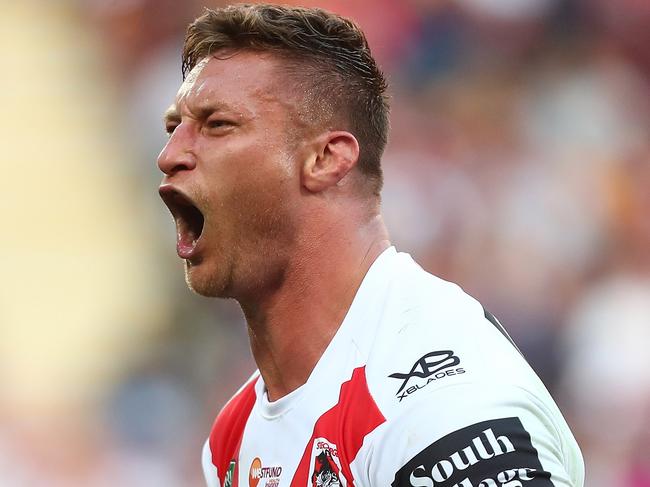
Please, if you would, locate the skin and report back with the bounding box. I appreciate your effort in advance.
[158,51,390,401]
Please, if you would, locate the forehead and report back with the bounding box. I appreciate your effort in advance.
[174,51,290,114]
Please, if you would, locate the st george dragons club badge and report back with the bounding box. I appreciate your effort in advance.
[308,437,345,487]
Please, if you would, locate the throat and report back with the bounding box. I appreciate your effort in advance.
[238,233,391,401]
[245,308,340,402]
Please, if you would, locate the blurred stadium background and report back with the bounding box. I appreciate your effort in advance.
[1,0,649,485]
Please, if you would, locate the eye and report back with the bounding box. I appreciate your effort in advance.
[165,123,178,136]
[206,119,230,129]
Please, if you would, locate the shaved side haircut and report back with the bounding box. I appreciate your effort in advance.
[182,4,390,195]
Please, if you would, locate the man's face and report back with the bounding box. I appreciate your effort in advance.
[158,51,304,298]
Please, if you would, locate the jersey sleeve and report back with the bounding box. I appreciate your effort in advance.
[366,382,584,487]
[202,438,220,487]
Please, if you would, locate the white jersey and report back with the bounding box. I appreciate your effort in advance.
[202,247,584,487]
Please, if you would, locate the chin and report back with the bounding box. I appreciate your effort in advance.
[184,260,231,298]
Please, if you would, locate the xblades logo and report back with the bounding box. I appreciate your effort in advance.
[389,350,465,401]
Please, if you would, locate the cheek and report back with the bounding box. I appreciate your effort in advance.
[200,136,299,219]
[233,171,296,241]
[233,147,297,199]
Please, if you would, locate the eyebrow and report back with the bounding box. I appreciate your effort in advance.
[163,101,233,125]
[163,105,181,125]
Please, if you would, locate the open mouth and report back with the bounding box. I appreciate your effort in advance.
[158,186,205,258]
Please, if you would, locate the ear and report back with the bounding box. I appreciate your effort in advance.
[302,131,360,193]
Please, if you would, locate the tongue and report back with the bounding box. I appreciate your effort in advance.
[177,227,199,259]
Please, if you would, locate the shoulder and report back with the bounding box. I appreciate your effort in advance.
[203,372,259,487]
[355,254,584,486]
[210,371,259,438]
[366,254,534,411]
[202,438,220,487]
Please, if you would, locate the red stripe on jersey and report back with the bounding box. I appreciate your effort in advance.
[209,378,258,487]
[290,366,385,487]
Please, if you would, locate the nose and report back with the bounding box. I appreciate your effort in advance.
[157,126,197,176]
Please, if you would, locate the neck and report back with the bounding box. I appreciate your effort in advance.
[239,210,390,402]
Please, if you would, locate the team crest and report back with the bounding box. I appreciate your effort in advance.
[308,438,344,487]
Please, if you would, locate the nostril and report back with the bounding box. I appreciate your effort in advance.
[160,158,196,175]
[157,147,197,175]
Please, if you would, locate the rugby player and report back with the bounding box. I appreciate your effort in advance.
[158,4,584,487]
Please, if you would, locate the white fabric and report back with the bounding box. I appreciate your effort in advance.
[202,439,220,487]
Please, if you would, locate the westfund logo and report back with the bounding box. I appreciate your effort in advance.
[392,418,553,487]
[389,350,465,402]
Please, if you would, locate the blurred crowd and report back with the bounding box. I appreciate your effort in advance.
[1,0,649,485]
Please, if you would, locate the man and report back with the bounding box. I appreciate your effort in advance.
[158,4,584,487]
